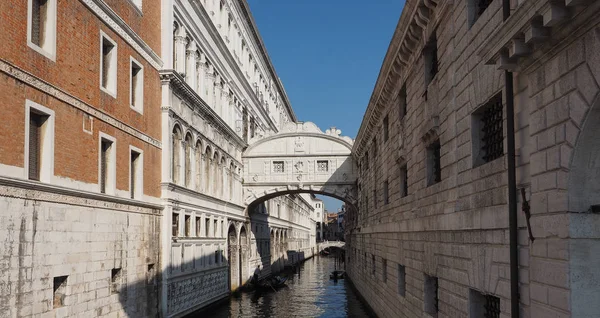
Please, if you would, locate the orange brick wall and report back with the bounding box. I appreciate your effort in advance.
[0,0,161,140]
[0,0,161,198]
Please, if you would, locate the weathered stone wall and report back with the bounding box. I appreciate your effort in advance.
[0,190,161,317]
[348,0,600,317]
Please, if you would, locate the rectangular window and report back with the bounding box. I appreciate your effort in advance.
[53,275,67,308]
[424,274,439,316]
[427,140,441,186]
[317,160,329,172]
[399,84,407,120]
[28,0,56,60]
[468,0,493,28]
[472,93,504,167]
[130,57,144,113]
[382,258,387,282]
[214,250,219,265]
[273,161,285,173]
[364,153,369,170]
[373,189,377,209]
[196,217,201,237]
[398,264,406,296]
[469,289,501,318]
[130,148,142,199]
[214,220,218,237]
[372,254,376,276]
[383,116,389,142]
[146,264,155,285]
[383,180,389,205]
[26,102,54,182]
[172,212,179,237]
[99,137,115,194]
[372,137,378,158]
[28,112,45,181]
[100,32,117,96]
[400,164,408,197]
[110,268,122,294]
[205,218,210,237]
[424,33,438,87]
[184,215,191,237]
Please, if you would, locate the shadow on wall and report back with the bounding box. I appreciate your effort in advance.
[115,250,229,318]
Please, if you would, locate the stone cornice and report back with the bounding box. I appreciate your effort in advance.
[354,0,443,156]
[174,2,281,133]
[478,0,597,70]
[235,0,298,123]
[0,176,162,214]
[161,70,246,151]
[80,0,162,70]
[1,59,162,148]
[163,182,246,210]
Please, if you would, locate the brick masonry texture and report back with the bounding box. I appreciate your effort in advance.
[347,0,600,317]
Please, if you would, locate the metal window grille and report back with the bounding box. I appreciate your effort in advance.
[480,94,504,163]
[317,160,328,172]
[28,112,43,181]
[425,34,438,84]
[429,140,441,184]
[484,295,501,318]
[273,161,285,173]
[31,0,48,47]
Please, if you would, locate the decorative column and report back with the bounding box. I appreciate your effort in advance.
[197,52,206,99]
[206,64,215,107]
[185,40,197,88]
[214,74,223,115]
[220,83,229,121]
[174,28,187,74]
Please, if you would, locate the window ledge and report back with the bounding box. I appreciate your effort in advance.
[27,42,56,62]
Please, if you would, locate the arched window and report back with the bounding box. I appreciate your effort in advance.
[220,157,226,199]
[204,146,211,194]
[172,125,182,184]
[229,162,235,202]
[184,132,193,188]
[195,140,202,191]
[212,152,219,197]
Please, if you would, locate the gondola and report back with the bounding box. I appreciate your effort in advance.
[256,276,288,291]
[330,270,346,280]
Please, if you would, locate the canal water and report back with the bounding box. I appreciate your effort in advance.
[192,256,375,318]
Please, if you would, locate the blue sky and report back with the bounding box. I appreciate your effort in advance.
[247,0,405,212]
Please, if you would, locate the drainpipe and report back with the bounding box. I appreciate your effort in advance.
[503,0,519,317]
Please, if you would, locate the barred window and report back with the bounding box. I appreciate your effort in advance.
[317,160,329,172]
[397,264,406,296]
[424,274,439,315]
[427,140,441,186]
[472,93,504,167]
[470,289,501,318]
[400,164,408,197]
[383,180,389,205]
[424,33,438,87]
[399,84,407,120]
[273,161,285,173]
[383,115,389,142]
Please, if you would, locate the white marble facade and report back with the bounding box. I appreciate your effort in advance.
[159,0,318,316]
